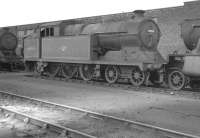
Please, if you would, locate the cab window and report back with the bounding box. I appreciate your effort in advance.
[40,28,45,37]
[40,27,54,37]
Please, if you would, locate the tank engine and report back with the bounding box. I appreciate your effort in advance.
[24,10,166,86]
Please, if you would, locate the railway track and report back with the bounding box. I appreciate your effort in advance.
[0,107,95,138]
[0,90,199,138]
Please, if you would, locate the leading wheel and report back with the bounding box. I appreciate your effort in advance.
[62,64,77,79]
[130,67,145,87]
[79,64,95,81]
[105,66,119,84]
[168,70,185,90]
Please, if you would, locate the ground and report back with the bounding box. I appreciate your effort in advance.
[0,72,199,137]
[0,112,57,138]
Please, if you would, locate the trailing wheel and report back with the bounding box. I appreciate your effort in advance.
[105,66,119,84]
[168,70,185,90]
[79,64,95,81]
[46,63,60,78]
[130,67,145,86]
[62,64,77,79]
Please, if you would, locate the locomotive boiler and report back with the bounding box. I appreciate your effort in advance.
[80,10,161,55]
[90,19,161,56]
[24,10,165,87]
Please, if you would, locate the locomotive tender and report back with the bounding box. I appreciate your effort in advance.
[23,10,200,90]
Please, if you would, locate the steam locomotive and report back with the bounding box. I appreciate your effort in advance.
[0,27,22,71]
[22,10,200,90]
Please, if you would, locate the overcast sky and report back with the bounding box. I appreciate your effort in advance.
[1,0,195,27]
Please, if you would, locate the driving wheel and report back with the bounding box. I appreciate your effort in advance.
[130,67,145,87]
